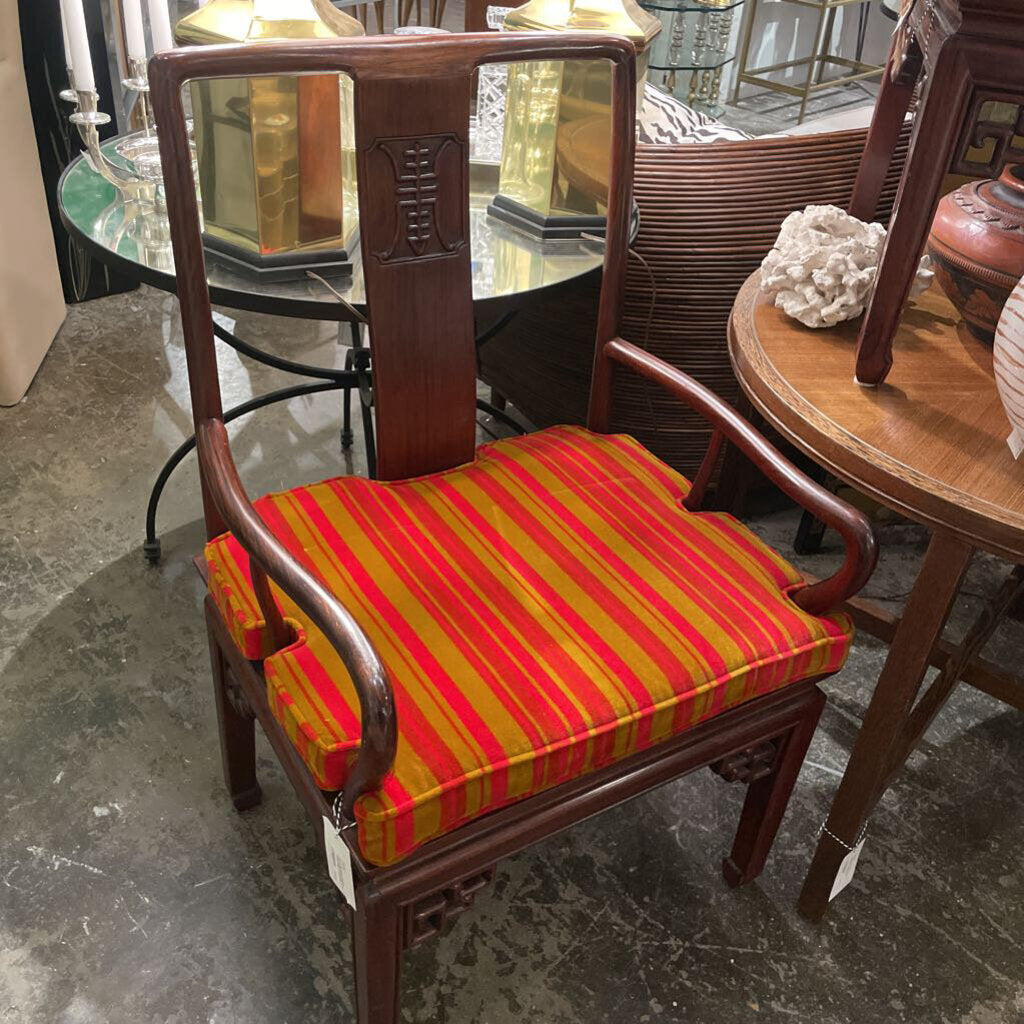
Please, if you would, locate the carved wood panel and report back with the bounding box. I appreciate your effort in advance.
[353,74,478,481]
[402,866,496,948]
[369,134,467,264]
[953,95,1024,177]
[710,741,778,784]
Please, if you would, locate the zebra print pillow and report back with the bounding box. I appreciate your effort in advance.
[638,83,753,145]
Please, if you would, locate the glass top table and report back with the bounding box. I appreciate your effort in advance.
[57,138,606,322]
[57,136,607,563]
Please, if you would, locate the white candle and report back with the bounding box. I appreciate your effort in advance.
[59,3,73,68]
[61,0,95,93]
[122,0,147,60]
[147,0,174,53]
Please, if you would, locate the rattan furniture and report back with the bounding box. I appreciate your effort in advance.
[480,123,910,482]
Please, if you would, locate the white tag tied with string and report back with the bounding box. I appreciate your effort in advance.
[829,838,866,901]
[323,815,356,909]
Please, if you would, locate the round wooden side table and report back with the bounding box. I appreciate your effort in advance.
[728,272,1024,921]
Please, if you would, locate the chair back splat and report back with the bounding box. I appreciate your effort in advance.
[147,33,637,507]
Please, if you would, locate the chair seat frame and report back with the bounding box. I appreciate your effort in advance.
[207,587,826,1023]
[149,32,877,1023]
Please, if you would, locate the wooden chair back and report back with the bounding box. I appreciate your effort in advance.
[148,33,637,503]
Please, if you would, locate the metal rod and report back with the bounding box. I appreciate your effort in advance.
[144,380,350,562]
[212,322,353,381]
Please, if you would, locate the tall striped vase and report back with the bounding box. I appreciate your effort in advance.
[994,275,1024,460]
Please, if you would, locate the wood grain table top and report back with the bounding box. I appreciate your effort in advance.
[728,272,1024,561]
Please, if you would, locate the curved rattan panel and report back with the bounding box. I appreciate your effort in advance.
[479,125,911,478]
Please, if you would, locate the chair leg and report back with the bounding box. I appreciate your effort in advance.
[721,687,826,887]
[206,615,262,812]
[352,894,403,1024]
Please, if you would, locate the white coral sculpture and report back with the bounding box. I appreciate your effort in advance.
[760,204,934,329]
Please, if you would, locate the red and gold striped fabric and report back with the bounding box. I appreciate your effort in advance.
[205,426,852,867]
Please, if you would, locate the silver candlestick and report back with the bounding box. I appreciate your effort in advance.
[60,69,79,106]
[122,56,155,136]
[69,88,152,197]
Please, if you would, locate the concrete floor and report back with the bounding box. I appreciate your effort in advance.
[2,284,1023,1024]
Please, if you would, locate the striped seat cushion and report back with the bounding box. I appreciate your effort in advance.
[205,426,852,867]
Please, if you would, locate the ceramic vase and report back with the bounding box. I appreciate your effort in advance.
[928,164,1024,344]
[993,275,1024,460]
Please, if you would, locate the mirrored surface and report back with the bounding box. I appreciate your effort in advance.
[59,139,605,319]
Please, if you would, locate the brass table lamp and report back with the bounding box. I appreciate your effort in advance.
[175,0,363,280]
[488,0,660,238]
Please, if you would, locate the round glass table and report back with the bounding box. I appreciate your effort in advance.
[58,139,606,560]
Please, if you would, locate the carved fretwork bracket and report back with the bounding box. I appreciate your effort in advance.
[710,741,778,784]
[402,866,496,948]
[953,94,1024,178]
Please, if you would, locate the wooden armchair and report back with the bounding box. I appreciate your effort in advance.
[149,33,877,1024]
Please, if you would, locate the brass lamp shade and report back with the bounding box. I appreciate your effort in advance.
[175,0,363,280]
[489,0,660,238]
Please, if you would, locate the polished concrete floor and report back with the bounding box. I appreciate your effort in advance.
[2,284,1023,1024]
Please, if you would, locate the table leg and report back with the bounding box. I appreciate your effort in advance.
[798,529,974,921]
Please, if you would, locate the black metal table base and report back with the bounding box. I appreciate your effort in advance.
[144,314,522,563]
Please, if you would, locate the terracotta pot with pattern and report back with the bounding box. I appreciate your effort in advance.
[928,164,1024,344]
[993,275,1024,460]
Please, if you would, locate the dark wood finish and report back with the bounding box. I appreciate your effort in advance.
[206,618,262,812]
[728,270,1024,922]
[199,419,398,816]
[598,337,878,615]
[850,0,1024,384]
[150,34,875,1022]
[250,562,292,652]
[354,79,477,479]
[722,687,824,887]
[479,124,911,481]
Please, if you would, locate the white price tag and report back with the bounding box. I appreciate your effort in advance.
[829,838,866,901]
[1008,428,1024,461]
[323,816,356,909]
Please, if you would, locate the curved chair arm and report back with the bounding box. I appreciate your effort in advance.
[197,419,398,818]
[603,338,878,617]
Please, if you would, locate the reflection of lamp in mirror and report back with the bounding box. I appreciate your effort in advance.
[488,0,660,239]
[174,0,364,281]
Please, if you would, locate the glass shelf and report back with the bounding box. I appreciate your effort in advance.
[639,0,744,13]
[649,49,736,71]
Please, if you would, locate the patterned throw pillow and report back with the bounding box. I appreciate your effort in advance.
[638,83,754,145]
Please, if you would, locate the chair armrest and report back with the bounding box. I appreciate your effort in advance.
[197,418,397,817]
[603,338,878,616]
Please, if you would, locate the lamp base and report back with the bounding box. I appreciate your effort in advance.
[487,194,608,240]
[203,235,354,282]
